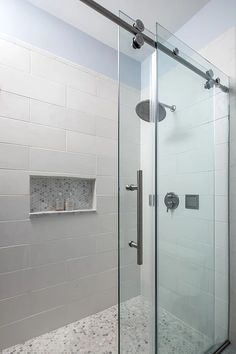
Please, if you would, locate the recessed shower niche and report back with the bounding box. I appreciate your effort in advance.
[30,175,96,216]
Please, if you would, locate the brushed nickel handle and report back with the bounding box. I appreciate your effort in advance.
[126,170,143,265]
[125,184,138,191]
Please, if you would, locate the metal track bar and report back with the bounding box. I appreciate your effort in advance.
[79,0,228,90]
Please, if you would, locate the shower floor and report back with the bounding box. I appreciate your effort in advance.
[3,296,211,354]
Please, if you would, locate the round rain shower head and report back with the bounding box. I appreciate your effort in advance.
[135,99,166,122]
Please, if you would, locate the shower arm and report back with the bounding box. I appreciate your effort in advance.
[160,102,176,112]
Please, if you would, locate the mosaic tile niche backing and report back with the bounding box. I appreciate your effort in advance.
[30,176,95,214]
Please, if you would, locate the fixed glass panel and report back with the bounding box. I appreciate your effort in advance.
[118,12,157,354]
[156,23,229,354]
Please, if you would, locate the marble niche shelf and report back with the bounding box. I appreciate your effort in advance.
[30,175,96,217]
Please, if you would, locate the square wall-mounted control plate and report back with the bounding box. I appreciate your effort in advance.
[185,195,199,210]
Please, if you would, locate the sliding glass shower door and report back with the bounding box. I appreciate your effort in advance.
[157,25,214,354]
[156,23,229,354]
[118,13,229,354]
[118,12,157,354]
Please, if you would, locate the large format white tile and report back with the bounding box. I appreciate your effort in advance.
[0,293,30,327]
[29,283,68,315]
[0,306,66,350]
[30,99,66,129]
[66,131,96,155]
[31,52,97,95]
[66,250,117,280]
[0,91,29,121]
[97,155,117,176]
[174,97,213,128]
[27,263,67,292]
[95,233,117,253]
[0,196,29,221]
[215,272,228,301]
[215,143,228,170]
[65,109,95,135]
[215,196,228,222]
[66,286,113,323]
[29,236,96,267]
[0,269,30,300]
[96,116,117,140]
[0,117,66,150]
[215,222,228,249]
[96,77,118,102]
[0,221,30,247]
[120,84,140,109]
[96,176,117,196]
[96,136,117,157]
[215,92,229,119]
[0,65,66,106]
[0,143,29,170]
[0,263,65,301]
[159,171,214,196]
[97,196,118,214]
[215,117,229,144]
[68,269,117,303]
[66,237,96,261]
[0,38,30,72]
[177,148,214,173]
[0,245,29,273]
[29,240,69,267]
[215,169,228,195]
[0,170,28,195]
[67,87,116,120]
[29,148,96,176]
[29,214,116,244]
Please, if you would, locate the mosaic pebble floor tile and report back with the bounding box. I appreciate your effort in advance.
[2,296,214,354]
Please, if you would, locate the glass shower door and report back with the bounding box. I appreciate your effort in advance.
[118,14,229,354]
[118,12,157,354]
[156,23,229,354]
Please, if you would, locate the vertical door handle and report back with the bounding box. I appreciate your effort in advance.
[126,170,143,265]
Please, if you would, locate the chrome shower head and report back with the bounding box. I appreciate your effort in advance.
[135,99,176,122]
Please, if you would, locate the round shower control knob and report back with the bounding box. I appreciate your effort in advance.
[164,192,179,212]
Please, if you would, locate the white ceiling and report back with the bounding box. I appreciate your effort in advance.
[27,0,210,50]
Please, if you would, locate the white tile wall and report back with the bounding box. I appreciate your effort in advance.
[0,221,30,247]
[67,87,116,120]
[30,99,66,129]
[65,109,96,135]
[0,117,66,150]
[0,91,29,121]
[0,34,122,350]
[0,170,28,195]
[66,131,96,155]
[0,65,66,106]
[29,148,96,176]
[0,143,29,170]
[31,52,97,95]
[0,196,29,221]
[0,38,30,72]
